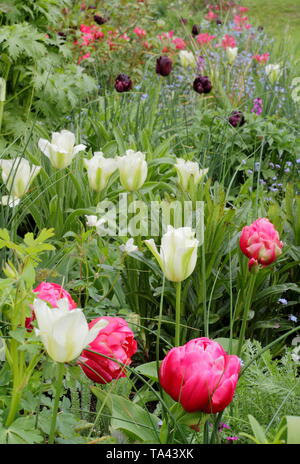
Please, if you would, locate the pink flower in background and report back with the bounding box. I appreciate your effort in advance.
[172,37,186,49]
[220,34,236,49]
[120,33,130,41]
[205,10,218,21]
[233,15,252,31]
[157,30,174,40]
[240,218,283,270]
[239,6,249,13]
[79,316,137,384]
[133,27,146,38]
[78,52,91,64]
[26,282,77,329]
[159,337,241,414]
[196,33,216,46]
[252,53,270,63]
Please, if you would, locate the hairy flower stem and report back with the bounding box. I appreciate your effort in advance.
[48,362,65,444]
[175,282,182,346]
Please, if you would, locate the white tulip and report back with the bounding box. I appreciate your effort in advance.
[175,158,208,192]
[145,225,199,282]
[226,47,238,65]
[117,150,148,192]
[265,64,282,84]
[33,298,108,363]
[38,130,86,169]
[179,50,196,68]
[119,238,138,254]
[84,152,118,192]
[0,157,41,207]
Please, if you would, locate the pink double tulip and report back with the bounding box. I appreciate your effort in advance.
[239,218,283,270]
[79,316,137,384]
[159,338,240,414]
[26,282,77,329]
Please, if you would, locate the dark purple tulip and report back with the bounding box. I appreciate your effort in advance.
[192,24,200,36]
[156,56,173,77]
[216,19,223,25]
[94,15,108,25]
[193,76,212,94]
[228,111,246,127]
[57,31,67,40]
[180,17,188,25]
[115,74,132,93]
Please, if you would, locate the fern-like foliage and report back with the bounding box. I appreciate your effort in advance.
[223,340,300,442]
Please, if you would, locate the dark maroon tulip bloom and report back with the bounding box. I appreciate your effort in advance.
[193,75,212,94]
[94,15,108,25]
[228,111,246,127]
[115,74,132,92]
[192,24,200,36]
[156,56,172,77]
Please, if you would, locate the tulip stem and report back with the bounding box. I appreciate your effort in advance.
[175,282,182,347]
[237,273,256,357]
[48,362,65,444]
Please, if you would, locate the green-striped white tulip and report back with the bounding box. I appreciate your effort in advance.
[175,158,208,192]
[117,150,148,192]
[145,226,199,282]
[33,298,108,363]
[38,130,86,169]
[179,50,196,68]
[265,64,282,84]
[84,152,118,192]
[0,157,41,207]
[226,47,238,65]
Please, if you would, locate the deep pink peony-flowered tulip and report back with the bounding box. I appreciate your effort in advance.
[79,316,137,384]
[25,282,77,329]
[159,338,241,414]
[239,218,283,270]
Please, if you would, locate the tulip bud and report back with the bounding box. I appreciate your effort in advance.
[193,75,212,94]
[0,157,41,207]
[228,110,245,127]
[179,50,196,68]
[144,225,199,282]
[240,217,283,269]
[94,15,108,25]
[119,238,138,254]
[159,337,241,413]
[226,46,238,65]
[114,74,132,92]
[192,24,200,36]
[265,64,282,84]
[156,56,173,77]
[84,152,118,192]
[117,149,148,192]
[175,158,208,192]
[33,298,108,363]
[38,130,86,169]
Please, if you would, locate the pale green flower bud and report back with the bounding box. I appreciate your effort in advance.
[38,130,86,169]
[175,158,208,192]
[265,64,282,84]
[179,50,196,68]
[0,157,41,207]
[226,47,238,65]
[145,225,199,282]
[84,152,118,192]
[117,149,148,192]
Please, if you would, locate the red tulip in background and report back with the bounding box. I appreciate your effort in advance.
[160,338,240,414]
[25,282,77,329]
[79,316,137,384]
[239,218,283,270]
